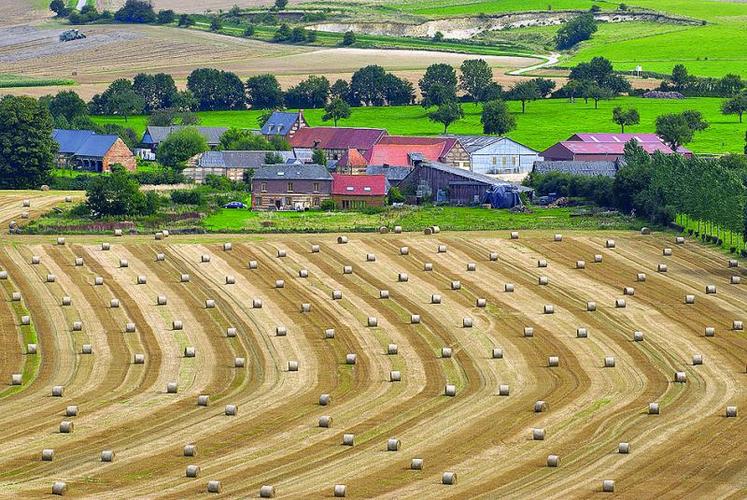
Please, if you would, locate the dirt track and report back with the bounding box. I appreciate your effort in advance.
[0,230,745,497]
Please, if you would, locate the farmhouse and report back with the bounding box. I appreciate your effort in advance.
[366,136,468,169]
[454,135,541,177]
[184,150,298,183]
[398,161,528,207]
[52,129,136,172]
[532,160,620,177]
[141,126,228,151]
[331,174,388,209]
[261,110,308,140]
[541,133,692,161]
[251,164,332,210]
[336,148,370,174]
[290,127,387,162]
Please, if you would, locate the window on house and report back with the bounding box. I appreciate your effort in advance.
[313,182,319,192]
[502,157,507,166]
[346,186,354,192]
[255,196,262,206]
[363,187,371,192]
[261,182,267,192]
[491,157,497,165]
[287,182,294,192]
[513,156,518,166]
[312,197,320,206]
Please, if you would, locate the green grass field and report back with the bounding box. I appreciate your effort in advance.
[92,96,746,154]
[0,74,75,88]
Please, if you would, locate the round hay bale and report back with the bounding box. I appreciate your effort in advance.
[345,353,357,365]
[393,225,402,234]
[489,252,498,261]
[226,327,237,337]
[20,211,28,219]
[431,294,442,304]
[113,228,122,236]
[337,235,349,244]
[648,402,660,415]
[674,371,687,383]
[431,225,440,234]
[154,232,164,241]
[59,421,73,433]
[437,244,447,253]
[225,275,236,285]
[21,315,30,325]
[274,280,285,289]
[367,317,378,327]
[319,415,333,428]
[275,326,287,337]
[504,283,515,293]
[82,344,92,354]
[587,302,597,312]
[333,484,347,498]
[657,263,668,273]
[379,226,389,234]
[510,231,519,240]
[184,346,195,358]
[171,320,183,331]
[223,242,232,251]
[633,331,644,342]
[523,327,534,338]
[11,291,21,301]
[379,289,390,299]
[324,328,335,339]
[576,260,586,269]
[319,393,331,406]
[253,298,263,309]
[554,234,563,242]
[441,347,453,358]
[62,296,72,306]
[288,360,299,371]
[298,269,309,278]
[156,295,167,306]
[492,347,503,359]
[311,244,320,253]
[166,382,178,394]
[52,481,66,496]
[343,265,353,275]
[663,247,673,256]
[533,428,545,440]
[225,404,237,416]
[641,227,651,235]
[119,259,128,268]
[42,449,54,461]
[623,287,635,296]
[110,298,120,308]
[534,400,548,413]
[46,274,56,283]
[133,354,145,364]
[684,294,695,304]
[31,255,41,265]
[467,263,476,272]
[733,320,744,331]
[100,450,114,462]
[442,472,457,485]
[72,321,82,331]
[544,304,555,314]
[704,327,715,337]
[411,458,424,470]
[332,290,342,300]
[475,298,487,309]
[538,276,549,286]
[248,260,258,269]
[0,271,6,280]
[463,317,473,328]
[126,323,137,334]
[200,254,210,263]
[705,284,716,294]
[604,356,616,368]
[155,253,165,262]
[692,354,703,365]
[675,236,685,244]
[548,356,559,367]
[615,298,626,308]
[606,239,616,248]
[389,370,401,382]
[101,242,111,251]
[186,465,200,478]
[602,480,615,493]
[410,314,421,324]
[386,438,401,452]
[22,199,30,207]
[398,272,409,282]
[366,253,376,262]
[547,455,560,467]
[634,273,647,283]
[423,262,433,271]
[594,254,603,263]
[451,280,461,290]
[300,303,310,312]
[577,327,588,338]
[444,384,456,397]
[197,395,209,406]
[27,343,37,354]
[618,442,630,454]
[11,373,22,385]
[726,406,738,417]
[56,237,65,246]
[184,444,197,457]
[537,259,547,268]
[730,276,741,285]
[277,249,287,258]
[137,275,147,285]
[498,384,510,396]
[400,246,409,255]
[342,433,355,446]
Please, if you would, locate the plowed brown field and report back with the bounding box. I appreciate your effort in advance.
[0,229,745,498]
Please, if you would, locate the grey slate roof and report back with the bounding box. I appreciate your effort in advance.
[253,164,332,181]
[532,160,619,177]
[198,150,296,169]
[143,126,228,146]
[416,161,533,192]
[365,165,412,182]
[53,129,119,157]
[451,135,502,153]
[261,111,299,136]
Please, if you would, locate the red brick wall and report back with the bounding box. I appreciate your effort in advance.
[103,138,136,172]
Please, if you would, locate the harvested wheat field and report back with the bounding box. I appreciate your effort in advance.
[0,191,82,227]
[0,229,745,497]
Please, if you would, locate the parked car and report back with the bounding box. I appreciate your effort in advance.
[224,201,247,209]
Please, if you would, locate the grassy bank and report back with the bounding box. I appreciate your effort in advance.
[0,74,75,88]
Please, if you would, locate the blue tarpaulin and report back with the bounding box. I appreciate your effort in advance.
[480,185,522,209]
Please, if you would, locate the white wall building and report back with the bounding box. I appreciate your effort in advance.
[456,136,542,177]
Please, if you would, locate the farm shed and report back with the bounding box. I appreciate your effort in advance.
[141,126,228,151]
[365,165,412,186]
[261,110,308,140]
[290,127,387,162]
[366,136,467,169]
[532,160,620,177]
[398,161,528,207]
[541,133,692,161]
[251,164,332,210]
[52,129,136,172]
[331,174,388,209]
[453,135,541,177]
[184,150,298,183]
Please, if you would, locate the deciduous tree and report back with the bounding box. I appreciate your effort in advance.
[419,63,458,108]
[481,99,516,135]
[428,102,463,133]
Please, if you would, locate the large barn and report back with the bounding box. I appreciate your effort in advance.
[52,129,136,172]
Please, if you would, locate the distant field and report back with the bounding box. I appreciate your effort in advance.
[0,73,74,88]
[92,96,746,154]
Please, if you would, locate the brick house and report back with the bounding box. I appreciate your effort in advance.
[53,129,136,172]
[331,174,388,209]
[184,150,298,183]
[251,164,332,210]
[290,127,387,162]
[141,126,228,151]
[367,136,469,169]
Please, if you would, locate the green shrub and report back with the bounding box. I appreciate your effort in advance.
[170,189,202,205]
[320,199,336,211]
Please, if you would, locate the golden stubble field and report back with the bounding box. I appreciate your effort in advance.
[1,219,745,497]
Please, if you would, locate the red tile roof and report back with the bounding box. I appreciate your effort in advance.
[289,127,386,151]
[338,148,368,168]
[331,174,387,196]
[367,136,457,166]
